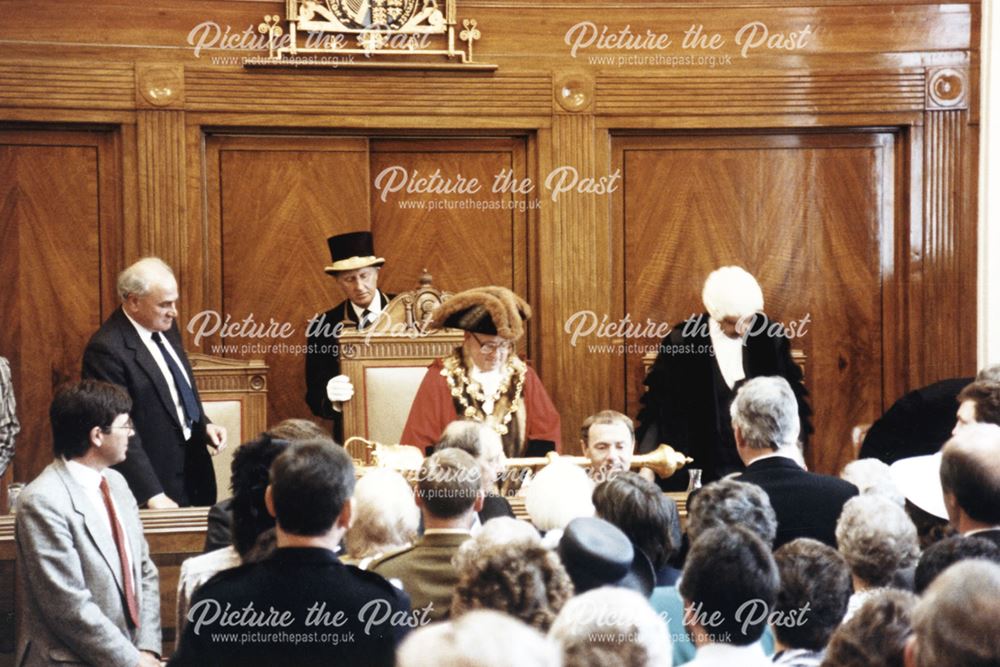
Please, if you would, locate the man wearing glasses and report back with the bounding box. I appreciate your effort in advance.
[401,286,561,458]
[305,231,394,442]
[15,380,162,667]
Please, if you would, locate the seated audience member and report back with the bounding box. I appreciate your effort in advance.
[16,380,161,667]
[344,467,420,568]
[771,539,853,666]
[451,540,574,631]
[593,472,682,586]
[822,590,918,667]
[580,409,650,482]
[652,478,778,665]
[203,418,327,552]
[435,419,515,522]
[913,534,1000,594]
[952,379,1000,431]
[549,587,673,667]
[177,433,289,631]
[169,439,411,667]
[0,355,19,479]
[525,460,595,538]
[398,610,560,667]
[904,560,1000,667]
[557,516,655,596]
[939,422,1000,547]
[839,458,904,506]
[888,453,954,549]
[835,495,919,620]
[401,285,561,457]
[679,526,780,666]
[733,377,858,549]
[371,448,482,621]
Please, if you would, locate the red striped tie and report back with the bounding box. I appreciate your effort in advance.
[99,477,141,628]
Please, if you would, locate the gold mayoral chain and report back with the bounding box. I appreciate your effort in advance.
[441,351,526,435]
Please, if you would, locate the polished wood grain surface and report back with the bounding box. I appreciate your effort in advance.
[0,0,982,486]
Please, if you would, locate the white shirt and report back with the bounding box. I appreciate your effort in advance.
[687,641,772,667]
[64,459,135,590]
[469,366,502,414]
[709,318,747,390]
[123,309,192,440]
[350,291,383,329]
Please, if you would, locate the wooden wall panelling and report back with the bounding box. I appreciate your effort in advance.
[614,132,891,475]
[370,137,529,298]
[0,61,134,111]
[207,134,370,433]
[0,129,122,484]
[550,113,610,454]
[136,110,191,306]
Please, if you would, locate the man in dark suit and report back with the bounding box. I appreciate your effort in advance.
[305,231,394,441]
[170,439,412,667]
[16,380,161,667]
[83,257,226,508]
[637,266,812,486]
[939,422,1000,549]
[733,376,857,549]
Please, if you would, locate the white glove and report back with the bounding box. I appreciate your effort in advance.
[326,375,355,404]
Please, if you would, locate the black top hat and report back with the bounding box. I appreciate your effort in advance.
[558,517,656,597]
[324,231,385,274]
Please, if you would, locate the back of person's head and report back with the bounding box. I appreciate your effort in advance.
[908,560,1000,667]
[397,610,560,667]
[823,589,918,667]
[417,448,481,520]
[346,468,419,560]
[914,535,1000,594]
[452,540,573,631]
[956,380,1000,427]
[841,458,905,506]
[50,380,132,459]
[977,364,1000,383]
[265,418,329,441]
[592,473,681,572]
[687,478,777,547]
[525,461,595,533]
[702,265,763,321]
[549,587,672,667]
[939,423,1000,524]
[437,419,486,458]
[230,434,290,556]
[835,494,919,588]
[679,525,779,646]
[730,376,800,450]
[269,438,354,536]
[453,516,542,573]
[773,538,852,651]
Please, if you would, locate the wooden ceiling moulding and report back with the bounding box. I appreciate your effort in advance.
[595,71,926,116]
[246,0,497,71]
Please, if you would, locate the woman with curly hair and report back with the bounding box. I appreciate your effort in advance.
[451,540,573,631]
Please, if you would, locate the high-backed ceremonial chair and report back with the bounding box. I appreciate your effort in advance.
[188,353,268,499]
[340,273,464,453]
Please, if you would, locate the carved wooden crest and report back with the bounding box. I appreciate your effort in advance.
[251,0,496,70]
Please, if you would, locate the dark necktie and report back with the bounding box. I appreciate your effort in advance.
[151,331,201,426]
[99,477,141,628]
[359,308,372,331]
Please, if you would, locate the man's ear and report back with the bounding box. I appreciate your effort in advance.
[733,424,745,449]
[264,485,277,519]
[90,425,104,449]
[474,489,485,513]
[336,497,353,529]
[903,635,918,667]
[579,439,589,457]
[413,486,424,509]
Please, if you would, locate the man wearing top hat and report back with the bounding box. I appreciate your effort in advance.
[400,286,561,458]
[305,231,394,441]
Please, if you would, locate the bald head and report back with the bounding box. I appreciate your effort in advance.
[940,423,1000,528]
[118,257,179,332]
